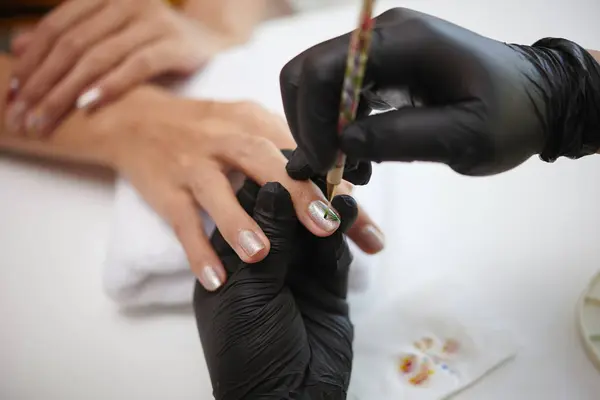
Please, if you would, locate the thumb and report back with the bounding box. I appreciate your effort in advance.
[249,182,298,281]
[341,104,486,166]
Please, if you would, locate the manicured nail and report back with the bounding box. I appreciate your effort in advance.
[5,100,27,133]
[308,200,340,232]
[25,111,46,136]
[360,225,385,252]
[7,78,19,102]
[238,230,265,257]
[77,87,102,109]
[200,265,222,291]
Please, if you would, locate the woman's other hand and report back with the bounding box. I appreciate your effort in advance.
[92,88,382,291]
[6,0,232,136]
[194,181,356,399]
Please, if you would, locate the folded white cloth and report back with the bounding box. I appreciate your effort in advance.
[103,176,383,308]
[349,276,519,399]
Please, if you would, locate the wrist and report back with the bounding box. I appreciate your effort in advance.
[530,39,600,162]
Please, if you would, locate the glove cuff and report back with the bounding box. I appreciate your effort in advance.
[529,38,600,162]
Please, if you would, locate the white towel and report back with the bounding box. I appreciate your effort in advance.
[349,276,519,399]
[103,177,383,308]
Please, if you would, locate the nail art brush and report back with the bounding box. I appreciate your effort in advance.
[325,0,376,211]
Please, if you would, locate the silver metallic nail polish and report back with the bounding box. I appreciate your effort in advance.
[308,200,341,232]
[361,225,385,252]
[77,87,102,109]
[200,266,222,291]
[238,230,265,257]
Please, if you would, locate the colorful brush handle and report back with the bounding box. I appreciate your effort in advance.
[326,0,376,199]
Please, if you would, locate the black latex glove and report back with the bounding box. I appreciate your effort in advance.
[281,7,600,183]
[193,180,358,400]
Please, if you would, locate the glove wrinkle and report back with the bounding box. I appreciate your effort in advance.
[195,182,355,400]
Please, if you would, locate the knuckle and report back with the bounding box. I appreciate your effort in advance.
[130,52,155,76]
[191,174,215,200]
[376,8,432,38]
[233,100,265,119]
[279,58,301,88]
[378,7,409,22]
[244,135,276,156]
[110,0,137,15]
[450,129,494,174]
[81,50,110,69]
[57,34,84,58]
[302,54,332,86]
[152,11,176,30]
[228,134,276,164]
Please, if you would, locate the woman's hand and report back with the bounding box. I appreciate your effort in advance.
[0,55,384,291]
[194,180,355,399]
[6,0,232,136]
[93,87,382,291]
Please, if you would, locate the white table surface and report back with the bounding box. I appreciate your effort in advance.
[2,0,600,399]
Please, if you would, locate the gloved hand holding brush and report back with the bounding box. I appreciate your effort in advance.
[281,7,600,183]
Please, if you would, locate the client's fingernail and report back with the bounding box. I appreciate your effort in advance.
[360,225,385,252]
[238,230,265,257]
[5,100,27,133]
[308,200,340,232]
[77,87,102,110]
[200,265,222,291]
[7,78,19,102]
[25,111,46,136]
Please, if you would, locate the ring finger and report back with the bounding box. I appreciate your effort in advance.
[219,131,342,237]
[189,165,271,264]
[159,189,226,292]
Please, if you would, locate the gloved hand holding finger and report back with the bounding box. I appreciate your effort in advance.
[194,181,356,400]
